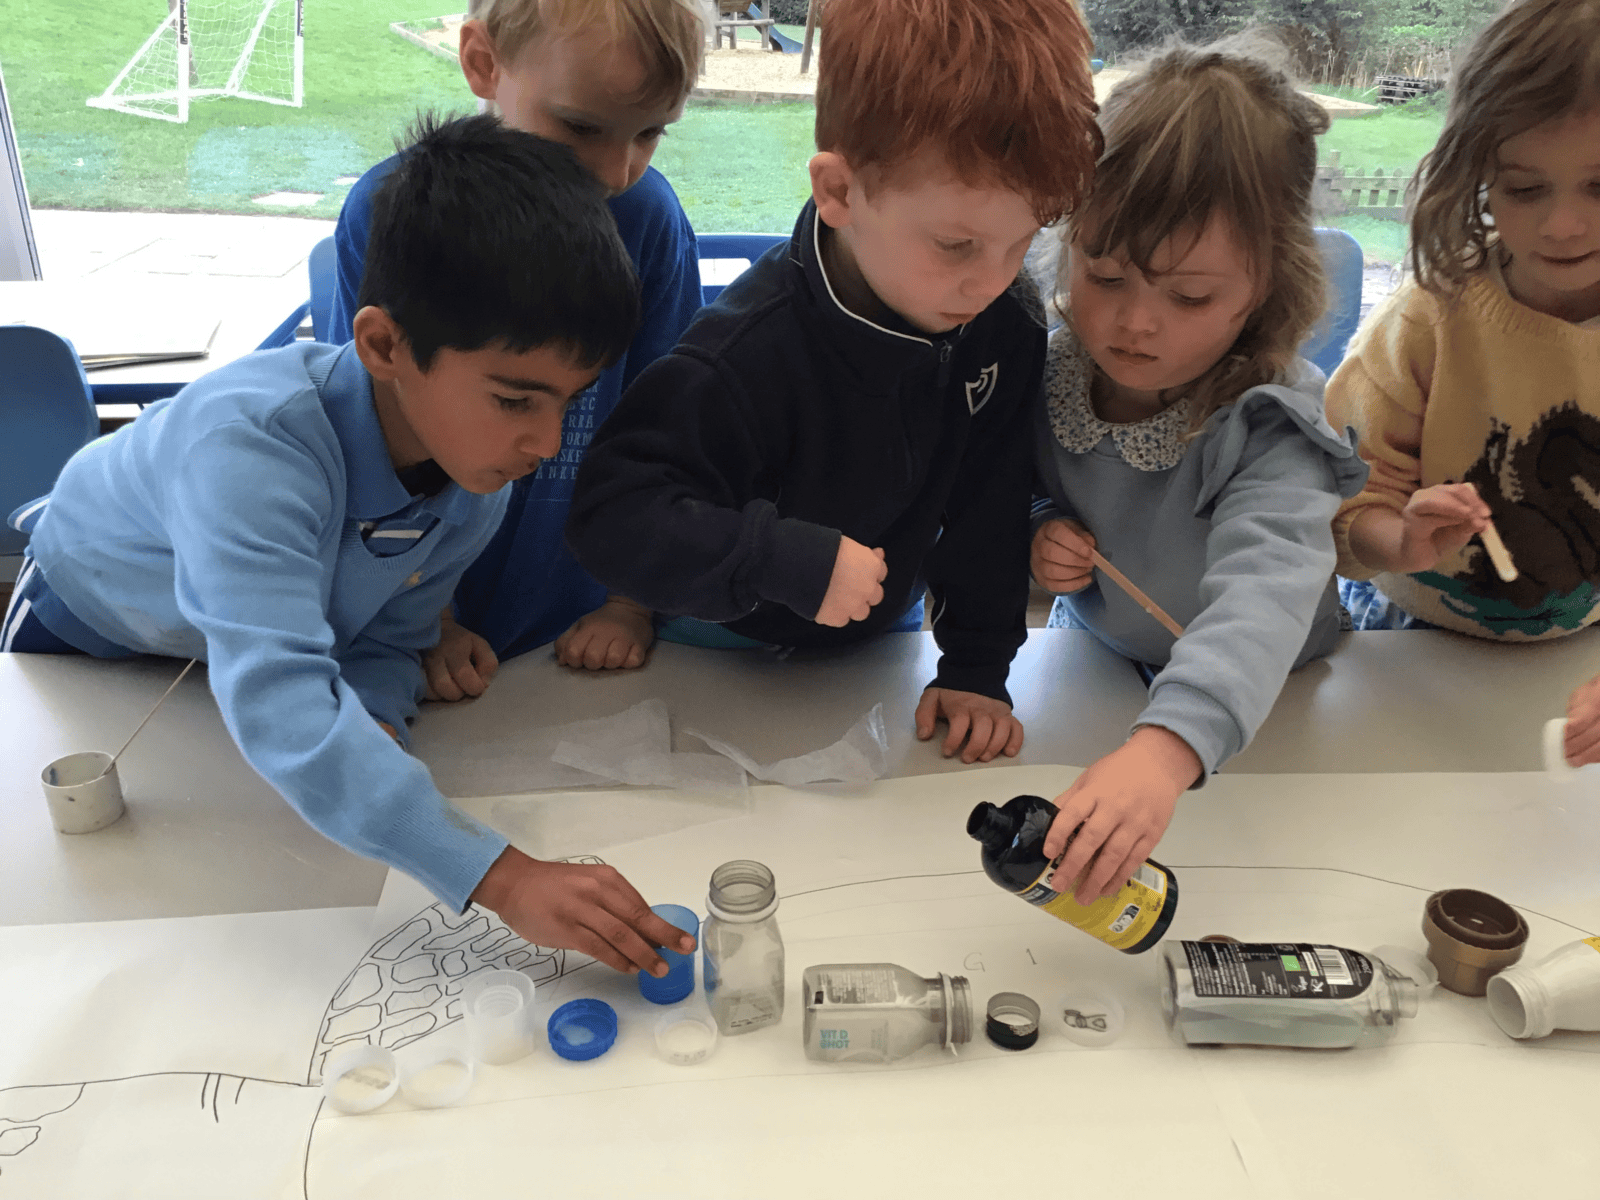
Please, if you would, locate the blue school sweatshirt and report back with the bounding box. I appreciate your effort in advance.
[329,157,703,659]
[567,201,1041,705]
[23,343,512,910]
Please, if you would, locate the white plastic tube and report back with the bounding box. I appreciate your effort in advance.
[1487,937,1600,1039]
[1540,718,1600,780]
[40,751,125,834]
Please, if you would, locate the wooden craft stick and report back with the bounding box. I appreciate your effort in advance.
[1465,482,1518,583]
[1479,520,1519,583]
[1090,549,1186,639]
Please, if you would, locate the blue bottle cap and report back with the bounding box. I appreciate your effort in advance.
[638,903,699,1006]
[547,999,619,1061]
[638,967,696,1005]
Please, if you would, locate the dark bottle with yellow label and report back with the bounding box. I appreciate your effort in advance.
[967,794,1178,954]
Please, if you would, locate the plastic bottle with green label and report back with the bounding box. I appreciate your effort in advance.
[1161,941,1421,1049]
[967,794,1177,954]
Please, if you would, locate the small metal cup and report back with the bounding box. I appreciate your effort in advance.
[41,751,125,834]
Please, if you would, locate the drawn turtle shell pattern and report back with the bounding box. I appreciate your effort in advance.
[306,856,605,1084]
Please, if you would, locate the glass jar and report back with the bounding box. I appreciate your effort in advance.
[702,859,784,1036]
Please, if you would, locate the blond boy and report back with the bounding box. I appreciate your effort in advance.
[329,0,707,689]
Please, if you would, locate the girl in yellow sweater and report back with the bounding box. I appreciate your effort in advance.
[1326,0,1600,764]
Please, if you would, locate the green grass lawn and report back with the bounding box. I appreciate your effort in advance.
[654,100,815,233]
[5,0,470,219]
[3,4,1447,261]
[1316,95,1446,262]
[1318,94,1446,174]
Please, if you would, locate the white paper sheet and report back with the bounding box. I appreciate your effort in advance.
[0,907,373,1200]
[4,767,1598,1200]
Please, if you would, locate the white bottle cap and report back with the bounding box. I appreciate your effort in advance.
[1053,984,1125,1047]
[399,1045,476,1108]
[322,1045,399,1115]
[654,1009,720,1065]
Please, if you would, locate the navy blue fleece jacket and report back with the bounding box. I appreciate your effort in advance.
[567,201,1041,704]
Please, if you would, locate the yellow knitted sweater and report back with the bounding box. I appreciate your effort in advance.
[1326,268,1600,640]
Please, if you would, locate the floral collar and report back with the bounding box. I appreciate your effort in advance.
[1045,330,1190,471]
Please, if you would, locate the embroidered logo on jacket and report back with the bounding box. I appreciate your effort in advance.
[965,363,1000,415]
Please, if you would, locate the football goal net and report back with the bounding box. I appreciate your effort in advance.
[88,0,304,124]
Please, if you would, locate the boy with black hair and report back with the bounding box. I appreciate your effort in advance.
[4,114,693,978]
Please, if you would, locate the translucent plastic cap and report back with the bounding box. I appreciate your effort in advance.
[463,969,538,1065]
[1370,944,1438,1019]
[1054,984,1126,1047]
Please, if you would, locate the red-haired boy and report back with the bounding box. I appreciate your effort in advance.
[568,0,1099,761]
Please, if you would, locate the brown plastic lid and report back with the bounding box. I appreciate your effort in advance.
[1422,889,1528,996]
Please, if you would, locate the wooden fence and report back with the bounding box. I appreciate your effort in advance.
[1316,151,1412,221]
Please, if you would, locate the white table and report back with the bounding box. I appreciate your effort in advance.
[2,628,1598,1198]
[4,627,1596,927]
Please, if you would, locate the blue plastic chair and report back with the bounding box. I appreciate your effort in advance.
[1302,227,1364,379]
[0,326,100,557]
[257,236,339,349]
[696,233,787,304]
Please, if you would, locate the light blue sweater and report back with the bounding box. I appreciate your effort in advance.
[1035,330,1369,774]
[25,343,511,908]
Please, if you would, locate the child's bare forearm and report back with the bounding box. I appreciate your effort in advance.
[1347,505,1407,574]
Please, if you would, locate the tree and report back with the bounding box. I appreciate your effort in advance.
[1083,0,1255,56]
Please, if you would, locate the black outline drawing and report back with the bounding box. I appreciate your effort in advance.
[1,860,1593,1196]
[0,856,607,1198]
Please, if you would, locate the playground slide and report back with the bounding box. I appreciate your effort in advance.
[749,5,802,52]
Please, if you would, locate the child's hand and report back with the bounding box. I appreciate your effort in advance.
[915,687,1025,764]
[1364,483,1491,574]
[1565,672,1600,766]
[815,537,887,627]
[1031,518,1098,593]
[554,595,654,670]
[470,846,696,977]
[1043,726,1200,903]
[424,614,499,701]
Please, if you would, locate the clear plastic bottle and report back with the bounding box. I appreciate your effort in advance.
[802,963,973,1063]
[1161,941,1420,1049]
[968,794,1178,953]
[702,859,785,1036]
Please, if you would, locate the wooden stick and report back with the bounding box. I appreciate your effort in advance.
[1478,521,1519,583]
[108,658,198,771]
[1090,550,1186,639]
[1465,482,1518,583]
